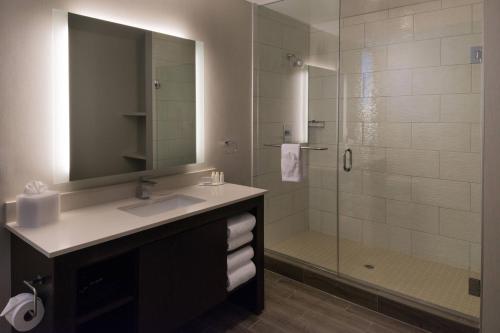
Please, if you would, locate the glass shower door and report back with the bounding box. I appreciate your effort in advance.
[254,0,341,275]
[337,0,483,319]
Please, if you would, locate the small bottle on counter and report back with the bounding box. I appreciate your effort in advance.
[220,172,225,184]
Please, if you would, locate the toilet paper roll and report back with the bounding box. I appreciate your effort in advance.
[1,293,44,332]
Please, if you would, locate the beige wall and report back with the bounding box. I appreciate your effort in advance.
[481,1,500,331]
[0,1,252,332]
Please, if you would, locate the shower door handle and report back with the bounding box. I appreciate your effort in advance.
[343,148,352,172]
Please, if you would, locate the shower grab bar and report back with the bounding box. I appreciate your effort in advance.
[263,144,328,151]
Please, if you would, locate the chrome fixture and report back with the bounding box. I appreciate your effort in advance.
[286,53,304,67]
[136,176,157,200]
[343,148,352,172]
[264,144,328,151]
[23,275,47,320]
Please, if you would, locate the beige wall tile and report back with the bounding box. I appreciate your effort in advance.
[340,192,386,223]
[472,64,482,93]
[283,25,308,54]
[388,39,441,69]
[389,1,441,17]
[363,220,390,249]
[339,215,363,242]
[363,123,411,148]
[343,97,387,123]
[341,47,388,73]
[257,43,285,73]
[364,70,412,97]
[340,24,365,50]
[473,4,483,33]
[320,211,338,236]
[310,30,339,58]
[441,94,481,123]
[389,226,412,255]
[355,146,387,172]
[344,10,388,27]
[440,151,481,183]
[386,149,439,177]
[265,211,308,247]
[471,124,482,153]
[412,123,471,152]
[412,177,471,210]
[441,34,483,65]
[257,16,283,47]
[442,0,483,8]
[340,73,364,97]
[387,199,439,233]
[412,65,472,95]
[470,242,481,273]
[363,171,411,200]
[309,99,337,121]
[412,231,470,269]
[339,122,363,145]
[471,183,482,213]
[258,71,283,98]
[365,16,414,47]
[308,209,322,232]
[440,208,481,242]
[339,170,363,194]
[386,95,440,122]
[414,6,472,40]
[310,144,338,166]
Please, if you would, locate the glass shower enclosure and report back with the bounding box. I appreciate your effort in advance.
[253,0,483,323]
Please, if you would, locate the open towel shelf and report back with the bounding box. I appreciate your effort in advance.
[264,144,328,151]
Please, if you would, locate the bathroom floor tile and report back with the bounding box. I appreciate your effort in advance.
[176,269,427,333]
[268,231,480,319]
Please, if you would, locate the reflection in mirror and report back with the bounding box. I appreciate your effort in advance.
[67,14,200,182]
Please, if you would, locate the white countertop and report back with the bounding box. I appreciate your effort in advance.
[6,183,266,258]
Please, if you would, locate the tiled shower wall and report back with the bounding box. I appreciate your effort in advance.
[337,0,483,273]
[253,7,310,247]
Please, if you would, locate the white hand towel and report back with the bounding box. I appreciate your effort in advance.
[227,213,256,239]
[281,144,302,182]
[227,232,253,251]
[227,261,256,291]
[227,246,255,273]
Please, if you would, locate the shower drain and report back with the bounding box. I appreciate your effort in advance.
[364,264,375,270]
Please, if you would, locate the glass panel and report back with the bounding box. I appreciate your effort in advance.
[253,1,341,273]
[337,0,483,320]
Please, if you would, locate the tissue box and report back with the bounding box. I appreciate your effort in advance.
[16,191,60,228]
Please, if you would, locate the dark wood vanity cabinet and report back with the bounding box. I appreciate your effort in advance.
[138,219,227,333]
[10,196,264,333]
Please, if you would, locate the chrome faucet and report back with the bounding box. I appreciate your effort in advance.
[136,177,157,200]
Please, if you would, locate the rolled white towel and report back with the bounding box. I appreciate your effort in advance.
[227,213,256,240]
[227,261,256,291]
[227,232,253,251]
[227,246,254,273]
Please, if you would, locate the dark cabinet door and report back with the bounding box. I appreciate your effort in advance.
[138,219,227,333]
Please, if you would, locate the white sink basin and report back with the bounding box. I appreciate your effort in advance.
[119,194,205,217]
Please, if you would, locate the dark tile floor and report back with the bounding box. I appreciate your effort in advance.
[177,270,428,333]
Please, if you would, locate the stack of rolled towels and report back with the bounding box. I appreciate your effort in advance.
[227,213,256,292]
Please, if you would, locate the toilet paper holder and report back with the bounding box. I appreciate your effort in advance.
[22,275,47,320]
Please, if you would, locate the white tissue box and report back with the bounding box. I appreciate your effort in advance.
[16,191,60,228]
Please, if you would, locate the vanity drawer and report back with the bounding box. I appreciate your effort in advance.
[138,219,227,333]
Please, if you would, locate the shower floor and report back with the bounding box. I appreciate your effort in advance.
[268,231,480,319]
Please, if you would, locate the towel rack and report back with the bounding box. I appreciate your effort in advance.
[263,144,328,151]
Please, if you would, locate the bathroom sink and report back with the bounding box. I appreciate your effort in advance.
[119,194,205,217]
